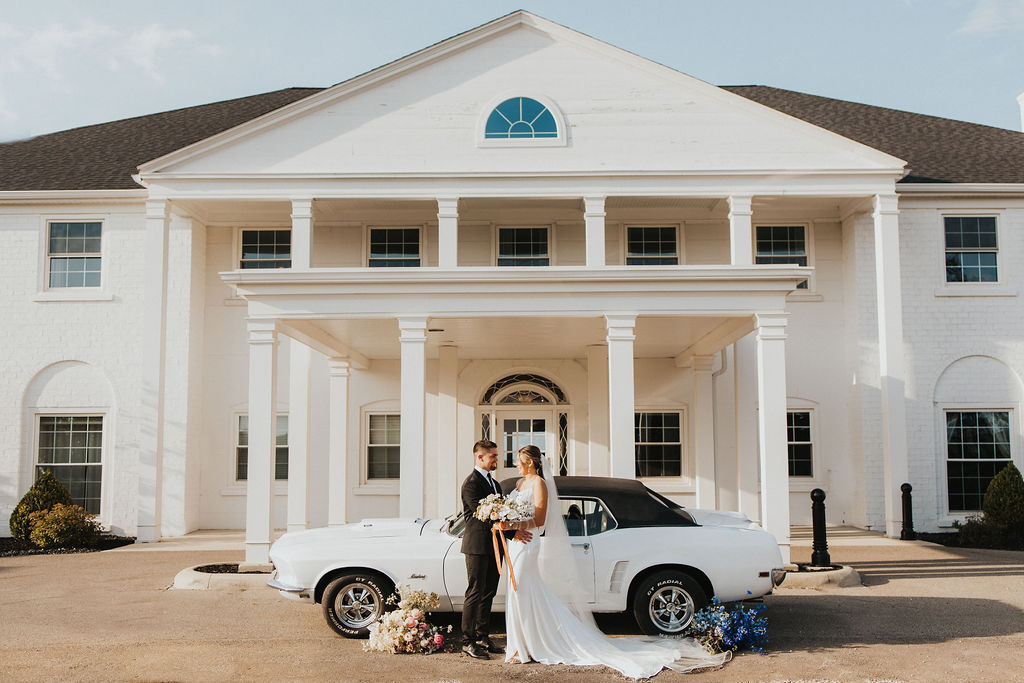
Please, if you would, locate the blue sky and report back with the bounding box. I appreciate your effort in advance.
[1,0,1023,142]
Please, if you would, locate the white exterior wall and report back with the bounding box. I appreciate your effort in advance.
[897,198,1024,530]
[0,203,147,535]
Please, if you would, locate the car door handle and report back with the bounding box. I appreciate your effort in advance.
[571,542,590,550]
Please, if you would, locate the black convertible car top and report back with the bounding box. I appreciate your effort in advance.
[499,475,698,528]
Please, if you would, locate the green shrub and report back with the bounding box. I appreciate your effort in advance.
[8,470,73,542]
[983,462,1024,529]
[27,503,101,549]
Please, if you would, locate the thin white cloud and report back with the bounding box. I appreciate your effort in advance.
[957,0,1024,34]
[120,24,195,82]
[0,18,222,85]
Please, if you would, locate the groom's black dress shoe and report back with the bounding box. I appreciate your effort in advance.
[478,637,504,654]
[462,642,490,659]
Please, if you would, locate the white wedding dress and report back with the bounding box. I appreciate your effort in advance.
[503,486,731,679]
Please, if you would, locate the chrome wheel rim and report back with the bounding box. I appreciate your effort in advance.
[649,585,694,633]
[334,582,380,629]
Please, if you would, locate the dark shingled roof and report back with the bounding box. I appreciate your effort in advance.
[0,88,322,191]
[723,85,1024,184]
[3,84,1024,191]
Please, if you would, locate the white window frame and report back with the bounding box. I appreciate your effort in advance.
[365,225,424,267]
[32,411,107,520]
[935,213,1016,298]
[221,411,289,496]
[34,217,113,302]
[494,225,553,267]
[475,93,568,148]
[634,407,690,490]
[621,223,683,266]
[936,403,1020,525]
[753,222,816,295]
[361,410,401,489]
[236,226,292,270]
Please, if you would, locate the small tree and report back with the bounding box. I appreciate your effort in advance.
[983,462,1024,529]
[8,470,73,542]
[28,503,101,549]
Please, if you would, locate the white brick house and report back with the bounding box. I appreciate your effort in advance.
[3,11,1023,564]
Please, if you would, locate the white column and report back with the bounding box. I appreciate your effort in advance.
[755,313,790,564]
[606,314,637,479]
[137,198,170,543]
[873,193,910,537]
[437,197,459,269]
[290,198,313,269]
[734,335,761,521]
[437,345,459,515]
[399,316,428,517]
[692,354,716,508]
[584,195,607,267]
[327,357,351,527]
[287,339,312,532]
[245,319,278,564]
[729,195,753,265]
[586,345,610,477]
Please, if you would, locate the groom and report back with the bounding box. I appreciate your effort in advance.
[460,439,531,659]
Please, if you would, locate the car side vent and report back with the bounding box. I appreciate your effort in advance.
[609,561,629,593]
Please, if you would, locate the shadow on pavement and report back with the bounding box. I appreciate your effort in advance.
[846,548,1024,585]
[768,594,1023,649]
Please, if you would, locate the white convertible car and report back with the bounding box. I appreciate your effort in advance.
[268,476,786,638]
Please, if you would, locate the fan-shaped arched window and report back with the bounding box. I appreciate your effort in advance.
[484,97,558,139]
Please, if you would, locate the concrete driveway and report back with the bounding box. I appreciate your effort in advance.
[1,540,1022,682]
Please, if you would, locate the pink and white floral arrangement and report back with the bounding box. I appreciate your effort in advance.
[363,585,453,655]
[473,492,534,525]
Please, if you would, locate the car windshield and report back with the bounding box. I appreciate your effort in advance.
[645,487,697,525]
[444,510,468,537]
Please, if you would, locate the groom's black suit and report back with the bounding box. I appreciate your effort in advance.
[460,468,509,644]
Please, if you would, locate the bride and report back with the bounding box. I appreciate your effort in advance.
[494,445,731,678]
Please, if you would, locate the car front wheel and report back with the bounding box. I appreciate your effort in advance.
[321,573,392,638]
[632,571,707,636]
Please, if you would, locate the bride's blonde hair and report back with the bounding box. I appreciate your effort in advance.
[517,444,544,478]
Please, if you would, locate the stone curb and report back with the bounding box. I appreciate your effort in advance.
[777,564,861,589]
[172,565,272,590]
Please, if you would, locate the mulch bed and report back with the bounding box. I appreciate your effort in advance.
[0,535,136,557]
[194,563,240,574]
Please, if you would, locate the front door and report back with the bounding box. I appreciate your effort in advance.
[496,410,553,482]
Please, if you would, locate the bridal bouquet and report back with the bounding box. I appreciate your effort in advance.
[364,585,454,655]
[473,492,534,525]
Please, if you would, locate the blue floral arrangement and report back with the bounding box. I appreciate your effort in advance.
[687,598,768,654]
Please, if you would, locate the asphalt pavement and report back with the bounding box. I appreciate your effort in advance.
[1,537,1022,682]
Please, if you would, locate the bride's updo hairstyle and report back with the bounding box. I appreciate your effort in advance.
[518,444,544,478]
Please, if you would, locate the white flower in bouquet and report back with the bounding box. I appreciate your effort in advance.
[474,492,534,525]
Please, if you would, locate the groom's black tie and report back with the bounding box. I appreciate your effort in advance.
[486,473,497,494]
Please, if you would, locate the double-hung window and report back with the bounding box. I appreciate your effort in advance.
[236,415,289,481]
[497,227,549,266]
[634,411,682,477]
[48,221,102,288]
[626,226,678,265]
[945,410,1011,512]
[368,228,420,267]
[756,225,808,288]
[944,217,998,283]
[367,414,401,479]
[240,229,291,269]
[787,411,813,477]
[37,415,103,514]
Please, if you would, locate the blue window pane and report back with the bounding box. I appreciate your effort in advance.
[484,97,558,140]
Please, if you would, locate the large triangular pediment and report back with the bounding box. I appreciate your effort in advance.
[140,12,904,180]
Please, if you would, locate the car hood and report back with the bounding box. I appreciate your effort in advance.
[686,508,763,530]
[271,518,427,552]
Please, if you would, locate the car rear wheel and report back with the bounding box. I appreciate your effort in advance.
[321,573,392,638]
[632,571,707,636]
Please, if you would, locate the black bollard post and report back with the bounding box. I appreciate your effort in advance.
[900,483,916,540]
[810,488,831,567]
